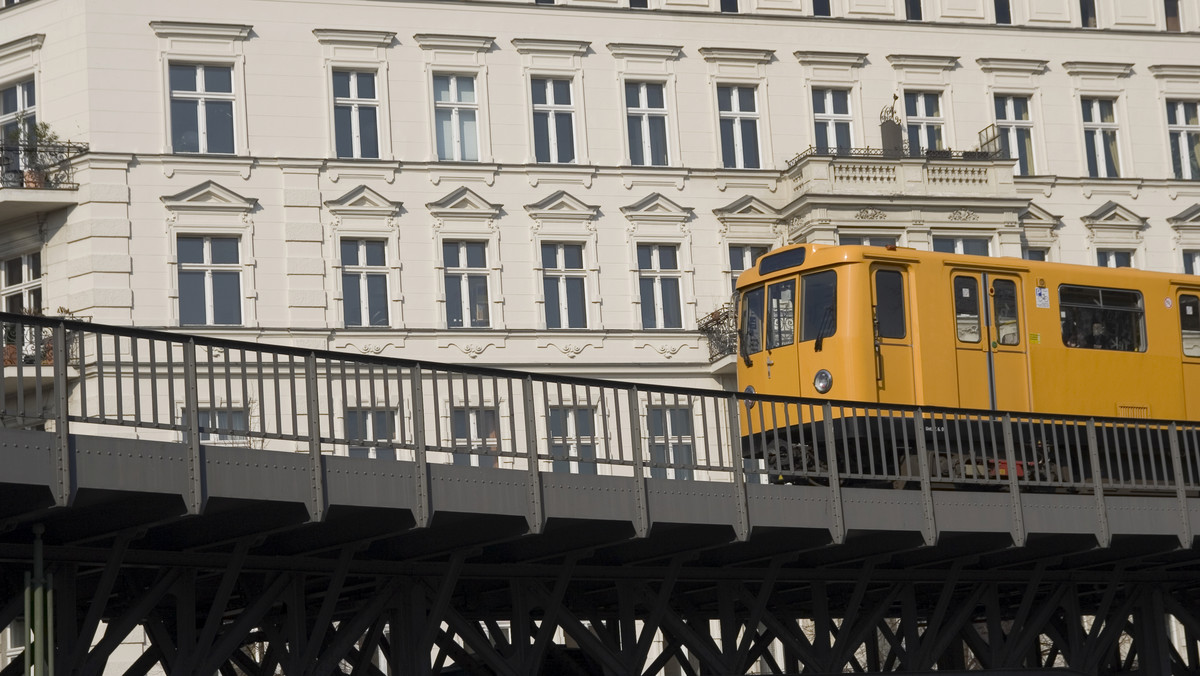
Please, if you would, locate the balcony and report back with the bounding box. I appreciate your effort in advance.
[784,145,1018,200]
[0,142,89,222]
[698,303,737,363]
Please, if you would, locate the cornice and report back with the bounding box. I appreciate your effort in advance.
[0,34,44,61]
[606,43,683,61]
[975,57,1048,74]
[149,21,252,41]
[412,34,495,52]
[886,54,959,70]
[312,29,396,47]
[1062,61,1134,77]
[698,47,774,64]
[793,51,867,68]
[511,38,590,56]
[1149,64,1200,79]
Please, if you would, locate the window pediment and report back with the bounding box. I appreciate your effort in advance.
[149,21,252,41]
[0,34,44,65]
[312,29,395,47]
[698,47,774,65]
[511,38,590,57]
[621,192,693,231]
[886,54,959,71]
[325,185,401,218]
[1063,61,1133,78]
[1020,202,1060,246]
[413,34,494,53]
[606,43,683,61]
[1170,204,1200,241]
[713,195,781,231]
[524,190,600,228]
[976,58,1048,75]
[1082,200,1145,241]
[793,51,867,68]
[162,181,257,213]
[427,186,502,221]
[1150,65,1200,80]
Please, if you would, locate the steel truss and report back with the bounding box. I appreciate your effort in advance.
[2,548,1199,676]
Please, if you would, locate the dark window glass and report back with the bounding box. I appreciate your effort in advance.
[1059,285,1145,352]
[720,0,738,11]
[759,248,806,275]
[813,0,831,14]
[739,286,765,356]
[995,0,1011,23]
[875,269,906,339]
[766,280,795,349]
[1166,0,1181,31]
[1080,0,1097,26]
[992,279,1020,346]
[906,0,922,19]
[800,270,837,343]
[630,0,649,7]
[953,276,980,343]
[1182,294,1200,357]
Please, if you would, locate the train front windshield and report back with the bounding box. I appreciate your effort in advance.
[739,270,838,360]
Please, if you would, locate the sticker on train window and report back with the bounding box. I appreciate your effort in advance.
[1035,287,1049,309]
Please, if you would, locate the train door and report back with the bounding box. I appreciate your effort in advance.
[763,277,800,393]
[871,266,915,404]
[1178,291,1200,418]
[950,271,1031,411]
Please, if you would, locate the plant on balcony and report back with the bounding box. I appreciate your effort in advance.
[4,115,63,189]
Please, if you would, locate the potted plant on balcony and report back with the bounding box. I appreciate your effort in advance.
[4,115,62,189]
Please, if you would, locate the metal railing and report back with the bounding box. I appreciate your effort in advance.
[1,312,1198,499]
[788,145,1006,167]
[0,142,89,190]
[697,302,737,362]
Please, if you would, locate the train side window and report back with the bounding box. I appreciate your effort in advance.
[953,276,980,343]
[766,280,796,349]
[1182,294,1200,357]
[739,286,765,355]
[874,269,906,339]
[1059,284,1146,352]
[992,279,1020,346]
[800,270,837,342]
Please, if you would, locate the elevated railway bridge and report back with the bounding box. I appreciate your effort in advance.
[0,313,1198,675]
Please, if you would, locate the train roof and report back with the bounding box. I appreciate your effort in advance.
[734,242,1200,292]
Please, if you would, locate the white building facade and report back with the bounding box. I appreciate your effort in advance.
[1,0,1199,388]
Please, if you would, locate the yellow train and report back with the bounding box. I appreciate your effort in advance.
[735,243,1200,485]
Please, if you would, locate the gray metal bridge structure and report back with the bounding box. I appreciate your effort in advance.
[1,313,1199,675]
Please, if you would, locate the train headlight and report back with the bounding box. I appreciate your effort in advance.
[813,369,833,394]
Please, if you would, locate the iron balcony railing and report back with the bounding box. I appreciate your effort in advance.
[0,142,89,190]
[697,302,737,362]
[788,145,1007,168]
[1,311,1198,501]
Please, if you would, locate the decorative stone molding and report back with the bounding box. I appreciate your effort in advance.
[312,29,395,47]
[948,209,980,222]
[855,208,886,220]
[149,21,252,41]
[606,43,683,61]
[886,54,959,71]
[1169,204,1200,246]
[444,342,496,358]
[975,58,1048,75]
[542,342,596,359]
[161,180,257,214]
[636,343,690,359]
[1020,202,1061,248]
[793,51,867,68]
[1149,64,1200,80]
[0,34,45,63]
[1062,61,1134,78]
[324,185,401,220]
[620,193,694,232]
[698,47,774,65]
[524,190,600,231]
[426,186,502,229]
[1081,200,1146,242]
[713,195,781,232]
[511,38,590,57]
[412,34,494,52]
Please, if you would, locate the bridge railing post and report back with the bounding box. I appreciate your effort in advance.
[52,320,73,508]
[822,402,844,545]
[1168,422,1191,548]
[727,394,749,542]
[1002,414,1025,547]
[522,375,544,535]
[410,365,430,529]
[1086,418,1110,547]
[183,338,204,515]
[305,353,326,522]
[628,386,648,538]
[913,407,936,546]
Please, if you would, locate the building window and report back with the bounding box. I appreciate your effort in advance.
[169,64,235,154]
[648,406,693,480]
[434,74,479,162]
[332,71,379,159]
[531,78,575,164]
[451,407,498,467]
[720,0,738,12]
[1080,0,1097,27]
[341,239,389,327]
[995,95,1034,176]
[813,0,831,15]
[840,235,897,247]
[345,408,397,459]
[1023,248,1048,261]
[729,244,768,294]
[995,0,1012,23]
[630,0,649,7]
[542,242,587,329]
[178,236,242,326]
[904,91,943,154]
[626,82,669,166]
[1167,100,1200,180]
[933,237,990,256]
[1186,250,1200,274]
[812,88,852,154]
[443,241,489,329]
[717,85,760,169]
[548,406,597,474]
[1,79,35,183]
[1166,0,1181,31]
[1082,98,1120,178]
[196,408,249,442]
[638,244,683,329]
[1097,249,1133,268]
[905,0,923,20]
[2,252,40,314]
